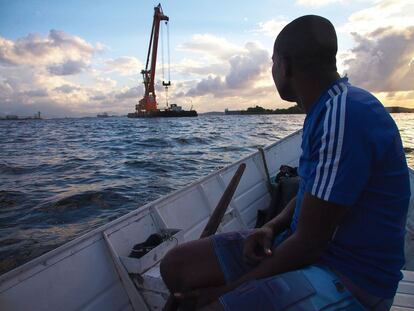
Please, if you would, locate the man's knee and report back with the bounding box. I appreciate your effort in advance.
[160,246,188,289]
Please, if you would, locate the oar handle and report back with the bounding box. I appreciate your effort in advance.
[200,163,246,238]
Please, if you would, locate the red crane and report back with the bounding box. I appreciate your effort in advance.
[136,4,169,114]
[128,4,197,118]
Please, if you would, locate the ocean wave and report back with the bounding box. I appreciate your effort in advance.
[0,163,36,175]
[38,189,134,212]
[173,136,210,145]
[211,145,249,152]
[137,137,172,148]
[124,159,175,173]
[0,190,27,208]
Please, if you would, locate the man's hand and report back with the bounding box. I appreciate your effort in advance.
[242,227,274,265]
[231,192,349,287]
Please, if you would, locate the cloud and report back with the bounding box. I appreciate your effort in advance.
[0,30,141,117]
[340,0,414,35]
[251,18,289,37]
[186,76,224,97]
[21,89,48,97]
[186,42,270,97]
[173,59,225,77]
[54,84,81,93]
[226,42,269,88]
[114,86,142,100]
[344,27,414,92]
[47,60,89,75]
[0,29,98,67]
[295,0,348,7]
[95,77,117,89]
[103,56,142,76]
[90,94,107,101]
[178,34,243,61]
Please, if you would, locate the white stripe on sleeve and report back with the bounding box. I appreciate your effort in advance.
[317,92,340,198]
[311,90,337,196]
[324,82,348,200]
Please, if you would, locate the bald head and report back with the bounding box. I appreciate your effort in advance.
[274,15,338,72]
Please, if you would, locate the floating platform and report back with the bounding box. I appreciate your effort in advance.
[128,104,197,118]
[127,110,197,118]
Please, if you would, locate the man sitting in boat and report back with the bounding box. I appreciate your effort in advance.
[160,15,411,311]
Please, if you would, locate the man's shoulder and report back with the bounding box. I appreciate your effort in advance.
[345,84,383,114]
[344,83,396,131]
[307,81,400,148]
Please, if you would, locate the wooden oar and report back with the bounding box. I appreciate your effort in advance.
[163,163,246,311]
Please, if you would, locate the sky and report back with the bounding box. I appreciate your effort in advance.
[0,0,413,117]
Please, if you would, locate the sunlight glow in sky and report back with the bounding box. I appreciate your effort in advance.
[1,0,413,117]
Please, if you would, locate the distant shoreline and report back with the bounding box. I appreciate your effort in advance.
[1,106,413,120]
[386,107,414,113]
[225,105,302,115]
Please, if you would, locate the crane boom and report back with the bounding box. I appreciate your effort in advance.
[136,4,169,113]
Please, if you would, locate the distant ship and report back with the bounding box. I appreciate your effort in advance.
[127,4,197,118]
[128,104,197,118]
[97,112,109,118]
[0,111,42,121]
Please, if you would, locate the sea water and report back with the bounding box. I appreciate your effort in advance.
[0,114,413,274]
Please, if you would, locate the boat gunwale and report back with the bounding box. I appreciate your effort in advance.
[0,130,303,286]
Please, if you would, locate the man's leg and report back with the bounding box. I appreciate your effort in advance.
[160,237,226,294]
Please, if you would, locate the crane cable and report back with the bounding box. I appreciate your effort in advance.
[166,21,170,107]
[167,21,171,83]
[161,21,165,85]
[161,21,170,108]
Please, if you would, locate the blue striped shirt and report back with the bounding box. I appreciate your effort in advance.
[291,77,411,298]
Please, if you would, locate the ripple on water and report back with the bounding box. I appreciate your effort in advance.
[124,159,176,173]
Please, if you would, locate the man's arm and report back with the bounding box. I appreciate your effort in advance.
[242,196,296,265]
[263,196,296,235]
[228,192,349,289]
